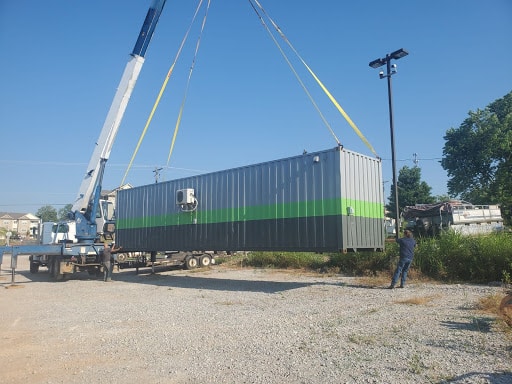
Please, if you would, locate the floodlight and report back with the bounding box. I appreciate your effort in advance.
[369,58,385,68]
[390,48,409,60]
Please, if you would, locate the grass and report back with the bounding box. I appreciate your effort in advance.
[394,295,439,306]
[215,300,242,306]
[354,274,390,288]
[477,292,512,329]
[217,232,512,284]
[477,293,504,312]
[414,232,512,283]
[347,334,377,345]
[409,353,427,374]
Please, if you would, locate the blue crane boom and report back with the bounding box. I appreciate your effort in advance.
[0,0,167,282]
[71,0,167,242]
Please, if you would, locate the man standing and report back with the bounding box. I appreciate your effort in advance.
[102,242,122,282]
[388,229,416,289]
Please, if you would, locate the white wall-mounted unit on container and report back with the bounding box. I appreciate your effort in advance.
[176,189,195,205]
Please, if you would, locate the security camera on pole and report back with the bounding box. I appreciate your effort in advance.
[369,48,409,240]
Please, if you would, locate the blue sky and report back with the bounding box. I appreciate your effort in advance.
[1,0,511,214]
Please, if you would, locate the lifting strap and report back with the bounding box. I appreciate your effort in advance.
[166,0,211,170]
[248,0,341,146]
[249,0,379,158]
[120,0,206,186]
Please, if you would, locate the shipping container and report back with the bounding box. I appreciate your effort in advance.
[115,146,385,253]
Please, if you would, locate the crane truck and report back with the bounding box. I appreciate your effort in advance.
[0,0,168,281]
[0,0,388,283]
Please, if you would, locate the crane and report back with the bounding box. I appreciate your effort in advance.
[0,0,168,282]
[71,0,167,242]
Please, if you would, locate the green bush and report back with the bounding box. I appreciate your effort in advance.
[414,237,445,278]
[415,232,512,282]
[229,232,512,283]
[328,248,392,276]
[246,251,327,270]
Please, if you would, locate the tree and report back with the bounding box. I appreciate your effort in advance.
[433,193,451,202]
[386,165,435,219]
[58,204,73,221]
[441,91,512,225]
[36,205,58,223]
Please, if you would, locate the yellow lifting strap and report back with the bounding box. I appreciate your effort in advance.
[248,0,341,146]
[120,0,206,186]
[167,0,211,169]
[249,0,379,158]
[302,61,378,157]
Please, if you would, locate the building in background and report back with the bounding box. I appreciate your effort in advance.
[0,212,41,238]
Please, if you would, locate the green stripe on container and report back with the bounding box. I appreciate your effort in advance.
[117,198,384,230]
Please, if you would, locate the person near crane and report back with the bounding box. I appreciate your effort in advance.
[102,242,122,282]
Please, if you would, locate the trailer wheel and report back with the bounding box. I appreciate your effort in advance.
[199,254,211,267]
[185,255,198,270]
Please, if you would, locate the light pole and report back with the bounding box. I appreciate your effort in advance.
[369,48,408,240]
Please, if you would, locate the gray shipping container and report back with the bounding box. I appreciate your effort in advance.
[116,146,385,253]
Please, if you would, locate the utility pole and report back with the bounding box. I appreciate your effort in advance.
[413,153,419,167]
[153,167,163,183]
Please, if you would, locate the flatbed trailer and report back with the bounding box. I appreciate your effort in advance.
[115,250,216,272]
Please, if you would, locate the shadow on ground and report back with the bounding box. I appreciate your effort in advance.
[439,370,512,384]
[441,317,495,333]
[3,266,343,294]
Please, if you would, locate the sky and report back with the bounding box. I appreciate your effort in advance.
[1,0,511,214]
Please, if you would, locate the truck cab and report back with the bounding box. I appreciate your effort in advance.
[40,199,114,245]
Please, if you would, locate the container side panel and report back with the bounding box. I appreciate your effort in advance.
[115,147,384,252]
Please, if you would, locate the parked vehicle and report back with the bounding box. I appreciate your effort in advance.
[403,200,504,236]
[384,217,396,237]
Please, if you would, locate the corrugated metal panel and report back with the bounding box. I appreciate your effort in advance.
[116,147,385,252]
[339,149,384,250]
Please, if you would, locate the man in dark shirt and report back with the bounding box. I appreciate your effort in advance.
[388,229,416,289]
[102,242,122,282]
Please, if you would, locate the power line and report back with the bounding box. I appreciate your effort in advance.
[380,157,442,162]
[0,203,70,207]
[0,159,208,173]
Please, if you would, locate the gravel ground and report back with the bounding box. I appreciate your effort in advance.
[0,255,511,384]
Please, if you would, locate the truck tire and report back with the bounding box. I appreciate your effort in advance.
[185,255,198,270]
[29,260,40,274]
[49,256,64,281]
[199,254,211,267]
[48,256,55,276]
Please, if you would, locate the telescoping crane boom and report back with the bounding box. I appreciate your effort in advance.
[0,0,167,282]
[71,0,167,242]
